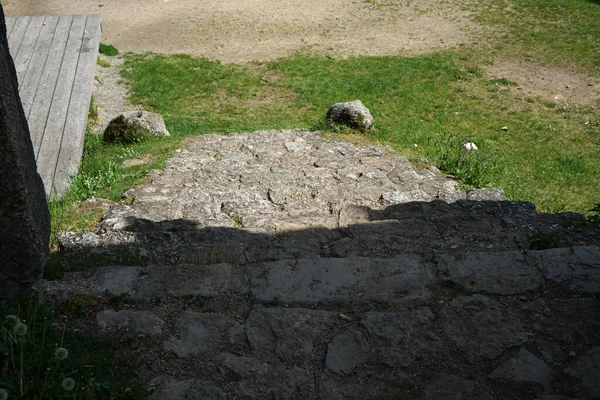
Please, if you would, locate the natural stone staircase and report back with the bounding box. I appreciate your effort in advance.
[41,129,600,399]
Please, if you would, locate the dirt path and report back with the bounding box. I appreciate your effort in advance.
[4,0,477,63]
[5,0,597,106]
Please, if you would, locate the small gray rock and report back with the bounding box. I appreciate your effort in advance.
[326,100,374,132]
[104,110,170,143]
[488,348,553,389]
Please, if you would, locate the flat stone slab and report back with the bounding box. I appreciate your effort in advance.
[436,250,543,295]
[440,294,528,363]
[488,348,553,389]
[97,310,164,335]
[526,246,600,293]
[250,256,434,304]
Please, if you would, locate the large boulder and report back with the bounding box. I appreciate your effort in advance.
[104,111,170,144]
[326,100,374,132]
[0,6,51,300]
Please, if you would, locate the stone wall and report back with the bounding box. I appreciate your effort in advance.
[0,5,50,300]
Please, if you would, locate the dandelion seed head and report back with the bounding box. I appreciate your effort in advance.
[0,388,8,400]
[62,378,75,391]
[55,347,69,361]
[5,315,18,323]
[14,322,27,336]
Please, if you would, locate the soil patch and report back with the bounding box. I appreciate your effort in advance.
[4,0,477,63]
[486,60,600,107]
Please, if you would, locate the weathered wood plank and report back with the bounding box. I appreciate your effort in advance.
[36,15,87,193]
[53,14,102,195]
[12,16,45,83]
[19,16,60,119]
[7,15,30,58]
[27,15,72,157]
[5,16,16,36]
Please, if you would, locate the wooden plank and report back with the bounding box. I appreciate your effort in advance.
[19,16,60,119]
[5,16,16,37]
[12,16,45,83]
[7,16,30,58]
[53,14,101,195]
[36,15,87,194]
[27,15,72,158]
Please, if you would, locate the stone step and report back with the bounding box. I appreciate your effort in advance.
[47,129,600,399]
[39,247,600,399]
[58,198,599,271]
[58,129,599,271]
[43,246,600,303]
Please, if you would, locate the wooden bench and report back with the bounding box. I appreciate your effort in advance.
[6,14,101,197]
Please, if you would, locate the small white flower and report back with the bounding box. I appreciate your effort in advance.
[62,378,76,391]
[463,142,478,151]
[0,388,8,400]
[55,347,69,361]
[14,322,28,336]
[413,143,418,148]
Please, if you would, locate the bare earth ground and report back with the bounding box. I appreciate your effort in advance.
[4,0,598,105]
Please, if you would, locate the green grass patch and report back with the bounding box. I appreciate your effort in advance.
[98,43,119,57]
[97,58,111,68]
[47,127,177,260]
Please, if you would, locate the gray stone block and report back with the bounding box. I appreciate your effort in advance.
[250,257,434,304]
[441,294,528,362]
[436,250,543,295]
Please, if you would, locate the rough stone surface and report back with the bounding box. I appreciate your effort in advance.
[360,308,442,368]
[488,348,553,389]
[250,256,434,304]
[421,373,492,400]
[437,251,543,295]
[563,347,600,397]
[441,294,528,363]
[526,246,600,293]
[326,100,374,131]
[325,330,371,374]
[219,353,312,398]
[164,312,243,358]
[38,129,600,399]
[245,308,336,365]
[0,6,50,299]
[97,310,164,335]
[104,110,170,143]
[149,377,226,400]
